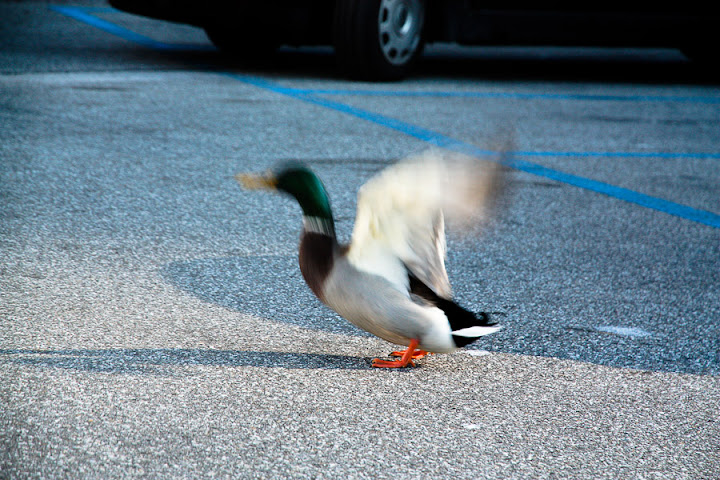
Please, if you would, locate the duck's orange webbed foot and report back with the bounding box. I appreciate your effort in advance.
[371,339,423,368]
[389,348,430,360]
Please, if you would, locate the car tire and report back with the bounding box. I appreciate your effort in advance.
[334,0,425,81]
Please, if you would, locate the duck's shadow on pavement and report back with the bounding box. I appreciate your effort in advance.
[0,348,370,375]
[161,254,369,338]
[0,256,381,375]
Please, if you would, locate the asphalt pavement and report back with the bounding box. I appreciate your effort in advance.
[1,2,719,479]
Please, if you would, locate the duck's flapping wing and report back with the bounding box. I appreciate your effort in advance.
[347,149,503,298]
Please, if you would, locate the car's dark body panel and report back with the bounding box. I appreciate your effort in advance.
[431,1,712,48]
[110,0,712,49]
[109,0,714,79]
[109,1,336,45]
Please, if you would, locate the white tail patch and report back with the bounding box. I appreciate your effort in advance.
[452,325,502,337]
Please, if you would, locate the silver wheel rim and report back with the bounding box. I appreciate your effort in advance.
[378,0,424,66]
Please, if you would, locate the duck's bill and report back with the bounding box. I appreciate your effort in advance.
[235,172,277,190]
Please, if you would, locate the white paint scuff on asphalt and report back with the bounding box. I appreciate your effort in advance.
[465,350,492,356]
[595,326,653,338]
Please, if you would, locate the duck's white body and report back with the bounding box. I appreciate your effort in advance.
[323,255,458,352]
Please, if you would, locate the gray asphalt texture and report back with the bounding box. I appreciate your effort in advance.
[2,2,719,479]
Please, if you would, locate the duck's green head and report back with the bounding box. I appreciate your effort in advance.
[236,165,333,221]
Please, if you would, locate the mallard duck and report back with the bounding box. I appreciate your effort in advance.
[237,150,503,368]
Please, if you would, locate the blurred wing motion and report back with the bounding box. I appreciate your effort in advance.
[347,149,504,298]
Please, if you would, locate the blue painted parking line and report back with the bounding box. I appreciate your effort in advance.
[492,157,720,228]
[513,150,720,160]
[62,6,117,14]
[290,89,720,105]
[226,73,456,147]
[227,73,720,229]
[50,6,214,51]
[55,6,720,229]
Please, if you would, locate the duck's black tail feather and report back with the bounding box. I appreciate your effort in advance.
[434,298,501,347]
[408,272,501,347]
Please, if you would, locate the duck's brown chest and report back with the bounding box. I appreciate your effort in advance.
[298,232,336,303]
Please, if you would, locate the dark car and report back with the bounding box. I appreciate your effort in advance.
[108,0,716,80]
